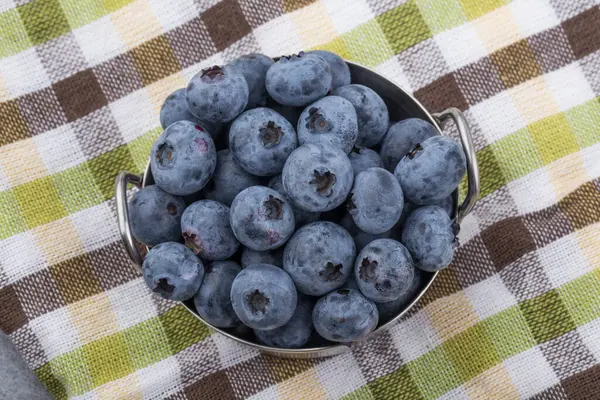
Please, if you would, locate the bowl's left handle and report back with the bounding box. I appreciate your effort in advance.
[115,172,144,269]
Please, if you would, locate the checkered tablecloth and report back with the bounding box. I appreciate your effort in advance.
[1,0,599,399]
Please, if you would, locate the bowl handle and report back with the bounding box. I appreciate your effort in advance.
[115,172,144,268]
[432,108,480,223]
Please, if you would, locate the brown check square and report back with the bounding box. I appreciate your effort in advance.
[202,0,252,52]
[53,69,108,122]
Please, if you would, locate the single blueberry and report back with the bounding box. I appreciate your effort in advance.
[380,119,437,172]
[348,147,383,176]
[230,263,297,330]
[283,221,356,296]
[194,261,242,328]
[241,247,284,268]
[376,268,425,323]
[254,294,314,348]
[150,121,217,195]
[401,205,457,272]
[312,289,378,342]
[348,167,404,234]
[282,143,353,212]
[332,84,389,148]
[129,185,185,246]
[297,96,358,154]
[159,88,224,139]
[355,239,415,302]
[268,174,321,227]
[230,186,295,251]
[203,149,261,206]
[181,200,240,260]
[142,242,203,301]
[305,50,351,90]
[394,136,466,205]
[186,65,249,123]
[266,52,332,107]
[229,107,298,176]
[230,53,274,109]
[339,213,392,253]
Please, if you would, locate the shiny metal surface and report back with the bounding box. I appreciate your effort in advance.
[114,60,480,358]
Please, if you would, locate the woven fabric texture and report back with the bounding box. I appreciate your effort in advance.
[1,0,600,399]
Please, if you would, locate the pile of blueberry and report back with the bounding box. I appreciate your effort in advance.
[129,50,467,348]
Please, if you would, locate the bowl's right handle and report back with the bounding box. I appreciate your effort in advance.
[432,108,480,224]
[115,172,144,269]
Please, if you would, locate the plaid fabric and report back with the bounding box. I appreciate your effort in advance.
[1,0,599,398]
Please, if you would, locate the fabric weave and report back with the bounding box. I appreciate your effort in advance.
[0,0,599,399]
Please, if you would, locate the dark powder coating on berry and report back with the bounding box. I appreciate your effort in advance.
[312,289,378,342]
[380,118,437,172]
[394,136,466,205]
[354,239,415,302]
[230,53,274,109]
[194,261,242,328]
[401,205,457,272]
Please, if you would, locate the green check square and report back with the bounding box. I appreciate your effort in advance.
[310,37,352,62]
[35,363,68,400]
[491,128,543,182]
[103,0,135,13]
[87,145,137,201]
[0,189,27,240]
[408,346,461,400]
[444,324,501,382]
[52,164,104,214]
[529,113,579,165]
[122,318,172,370]
[0,8,33,58]
[342,387,375,400]
[520,289,577,344]
[159,306,211,354]
[483,306,537,360]
[558,272,600,326]
[127,127,161,172]
[18,0,71,46]
[458,0,506,20]
[49,348,94,396]
[565,98,600,149]
[342,20,394,68]
[377,1,432,54]
[83,332,135,387]
[13,176,68,229]
[415,0,467,34]
[58,0,107,29]
[476,145,506,199]
[368,365,424,400]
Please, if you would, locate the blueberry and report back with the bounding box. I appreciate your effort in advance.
[203,149,261,206]
[267,97,303,127]
[355,239,415,302]
[254,294,313,348]
[150,121,217,195]
[394,136,466,205]
[266,52,332,107]
[229,108,298,176]
[312,289,378,342]
[230,186,295,251]
[401,205,457,272]
[230,54,274,109]
[332,84,389,148]
[129,186,185,246]
[380,119,437,172]
[181,200,240,260]
[159,88,224,139]
[376,268,424,323]
[142,242,203,301]
[305,50,351,90]
[348,167,404,234]
[339,213,392,253]
[297,96,358,154]
[230,263,297,330]
[186,65,249,123]
[282,143,353,212]
[431,195,454,217]
[194,261,242,328]
[342,274,360,291]
[268,174,321,227]
[241,247,284,268]
[348,147,383,176]
[283,221,356,296]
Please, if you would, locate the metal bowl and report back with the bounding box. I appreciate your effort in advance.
[115,60,480,358]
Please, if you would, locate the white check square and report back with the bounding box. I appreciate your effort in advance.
[435,24,487,71]
[464,275,517,320]
[544,63,595,112]
[504,347,559,398]
[73,16,125,67]
[0,48,51,97]
[509,0,560,37]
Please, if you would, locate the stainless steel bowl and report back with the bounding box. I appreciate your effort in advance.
[115,60,480,358]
